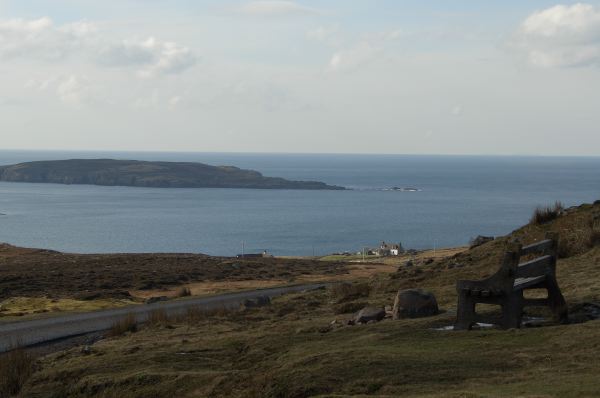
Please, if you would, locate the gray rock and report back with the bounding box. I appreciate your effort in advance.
[469,235,494,248]
[353,306,386,324]
[392,289,439,319]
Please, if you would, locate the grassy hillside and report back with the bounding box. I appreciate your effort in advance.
[10,201,600,397]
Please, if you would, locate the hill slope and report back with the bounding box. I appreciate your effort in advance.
[0,159,345,190]
[9,201,600,398]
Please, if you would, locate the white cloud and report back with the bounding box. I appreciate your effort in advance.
[56,75,94,106]
[306,25,340,46]
[0,17,96,60]
[329,42,381,71]
[24,74,101,106]
[513,3,600,67]
[98,37,197,78]
[0,17,196,77]
[324,28,404,72]
[24,77,56,91]
[236,1,319,17]
[451,105,462,116]
[169,96,182,108]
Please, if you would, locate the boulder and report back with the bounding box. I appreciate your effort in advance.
[392,289,439,319]
[353,306,386,324]
[470,235,494,248]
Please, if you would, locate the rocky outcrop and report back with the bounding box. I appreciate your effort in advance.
[392,289,439,319]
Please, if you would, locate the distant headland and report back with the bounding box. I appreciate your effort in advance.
[0,159,345,190]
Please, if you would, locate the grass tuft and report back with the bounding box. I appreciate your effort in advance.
[0,347,35,398]
[589,230,600,247]
[109,313,137,337]
[147,309,171,326]
[530,201,564,225]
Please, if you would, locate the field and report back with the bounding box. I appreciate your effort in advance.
[0,247,351,318]
[4,201,600,397]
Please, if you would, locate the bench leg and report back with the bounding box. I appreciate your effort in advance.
[546,278,568,324]
[501,292,523,329]
[455,291,476,330]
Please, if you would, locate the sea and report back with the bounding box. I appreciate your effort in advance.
[0,150,598,256]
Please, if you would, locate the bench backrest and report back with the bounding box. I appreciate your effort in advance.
[491,232,558,293]
[515,232,558,279]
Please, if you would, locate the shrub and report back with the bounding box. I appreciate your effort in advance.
[557,239,574,259]
[330,282,371,303]
[0,347,35,397]
[175,287,191,298]
[109,313,137,336]
[530,201,564,225]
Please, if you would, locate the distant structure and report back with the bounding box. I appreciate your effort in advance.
[236,250,273,259]
[371,241,404,257]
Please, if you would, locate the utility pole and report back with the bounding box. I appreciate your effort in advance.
[242,241,245,258]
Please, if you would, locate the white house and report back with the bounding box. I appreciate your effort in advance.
[376,241,404,256]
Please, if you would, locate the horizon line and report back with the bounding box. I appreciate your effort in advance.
[1,148,600,159]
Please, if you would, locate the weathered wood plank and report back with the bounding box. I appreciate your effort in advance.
[516,255,553,278]
[513,275,546,290]
[520,239,554,256]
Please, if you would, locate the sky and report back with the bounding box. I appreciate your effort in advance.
[1,1,600,155]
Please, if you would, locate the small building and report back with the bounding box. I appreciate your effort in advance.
[375,241,404,256]
[236,250,273,259]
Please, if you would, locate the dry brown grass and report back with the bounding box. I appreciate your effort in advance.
[174,287,191,298]
[109,313,138,337]
[530,201,564,225]
[330,282,371,303]
[15,201,600,398]
[145,306,238,328]
[0,246,349,301]
[147,309,171,326]
[0,347,35,398]
[589,230,600,247]
[183,306,235,324]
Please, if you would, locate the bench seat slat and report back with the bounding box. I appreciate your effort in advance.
[513,275,546,290]
[520,239,554,256]
[516,255,553,278]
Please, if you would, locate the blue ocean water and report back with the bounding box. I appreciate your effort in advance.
[0,150,598,256]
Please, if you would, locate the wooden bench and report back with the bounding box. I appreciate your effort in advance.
[455,232,568,330]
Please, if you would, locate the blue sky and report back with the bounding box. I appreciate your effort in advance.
[1,1,600,155]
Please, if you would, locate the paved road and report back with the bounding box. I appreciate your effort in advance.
[0,283,325,352]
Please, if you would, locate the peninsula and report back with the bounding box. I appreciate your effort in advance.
[0,159,345,190]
